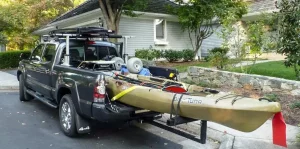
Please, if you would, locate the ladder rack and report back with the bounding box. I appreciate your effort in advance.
[48,27,122,39]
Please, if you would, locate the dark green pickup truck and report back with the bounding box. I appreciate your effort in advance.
[17,27,178,137]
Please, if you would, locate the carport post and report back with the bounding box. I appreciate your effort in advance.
[122,36,134,64]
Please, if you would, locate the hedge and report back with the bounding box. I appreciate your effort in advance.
[135,49,163,60]
[0,50,31,69]
[135,49,195,62]
[163,50,183,62]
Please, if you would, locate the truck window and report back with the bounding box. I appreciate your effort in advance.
[86,46,118,60]
[60,46,85,67]
[31,44,44,61]
[42,44,56,62]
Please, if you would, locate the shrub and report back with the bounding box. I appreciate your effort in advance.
[0,50,31,69]
[208,47,229,69]
[204,56,210,62]
[290,101,300,109]
[135,49,162,60]
[262,93,280,102]
[163,50,183,62]
[182,49,195,61]
[152,49,163,59]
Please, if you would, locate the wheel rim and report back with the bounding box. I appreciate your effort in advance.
[61,101,72,131]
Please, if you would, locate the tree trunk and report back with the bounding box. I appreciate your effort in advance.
[194,40,203,61]
[294,62,300,81]
[107,23,119,43]
[98,0,122,43]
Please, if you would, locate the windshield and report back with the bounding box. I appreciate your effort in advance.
[60,43,118,67]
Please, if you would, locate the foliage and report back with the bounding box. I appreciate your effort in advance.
[197,80,219,88]
[219,12,278,73]
[169,0,247,60]
[163,50,183,62]
[243,19,266,65]
[182,49,195,61]
[208,47,229,69]
[0,0,85,50]
[263,93,280,102]
[0,50,31,69]
[203,56,210,62]
[98,0,148,37]
[135,49,162,60]
[228,61,297,80]
[276,0,300,80]
[0,34,7,45]
[290,101,300,109]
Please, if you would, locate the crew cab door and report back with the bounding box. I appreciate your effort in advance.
[37,43,57,98]
[26,44,45,93]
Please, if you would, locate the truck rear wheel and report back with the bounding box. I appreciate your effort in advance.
[59,94,78,137]
[19,74,33,101]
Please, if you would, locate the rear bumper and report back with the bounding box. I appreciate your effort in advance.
[92,102,160,123]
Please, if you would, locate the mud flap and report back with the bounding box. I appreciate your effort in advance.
[75,113,91,134]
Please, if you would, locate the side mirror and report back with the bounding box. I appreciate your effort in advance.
[20,53,25,59]
[20,53,29,60]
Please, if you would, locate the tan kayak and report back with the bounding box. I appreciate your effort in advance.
[105,74,281,132]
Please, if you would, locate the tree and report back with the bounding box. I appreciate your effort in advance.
[276,0,300,80]
[98,0,148,36]
[170,0,247,60]
[0,0,85,50]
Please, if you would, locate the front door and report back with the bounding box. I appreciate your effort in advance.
[37,43,57,98]
[26,44,45,93]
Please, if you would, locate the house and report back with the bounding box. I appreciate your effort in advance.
[0,44,6,52]
[34,0,278,57]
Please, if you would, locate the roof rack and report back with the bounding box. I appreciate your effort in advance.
[48,27,122,39]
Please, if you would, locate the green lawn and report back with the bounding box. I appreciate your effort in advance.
[228,61,297,80]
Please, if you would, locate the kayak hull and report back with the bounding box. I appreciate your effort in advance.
[105,76,281,132]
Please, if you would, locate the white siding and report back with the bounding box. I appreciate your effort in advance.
[157,21,194,50]
[118,17,154,56]
[54,16,223,57]
[200,25,223,57]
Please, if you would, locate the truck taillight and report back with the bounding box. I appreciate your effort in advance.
[94,76,106,103]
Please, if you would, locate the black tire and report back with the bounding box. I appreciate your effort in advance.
[19,74,33,101]
[59,94,78,137]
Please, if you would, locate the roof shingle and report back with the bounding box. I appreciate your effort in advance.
[50,0,278,24]
[50,0,177,23]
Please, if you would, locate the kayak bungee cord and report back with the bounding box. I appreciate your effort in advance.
[215,94,244,104]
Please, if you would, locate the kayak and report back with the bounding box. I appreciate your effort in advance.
[104,74,281,132]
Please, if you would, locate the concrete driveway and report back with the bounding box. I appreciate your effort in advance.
[0,91,219,149]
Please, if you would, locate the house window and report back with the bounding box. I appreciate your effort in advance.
[154,19,168,45]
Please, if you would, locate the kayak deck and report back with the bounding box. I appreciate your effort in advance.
[105,74,281,132]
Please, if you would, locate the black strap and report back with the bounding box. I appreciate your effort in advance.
[170,93,184,125]
[170,93,177,119]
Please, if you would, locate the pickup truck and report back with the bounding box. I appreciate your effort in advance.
[17,27,178,137]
